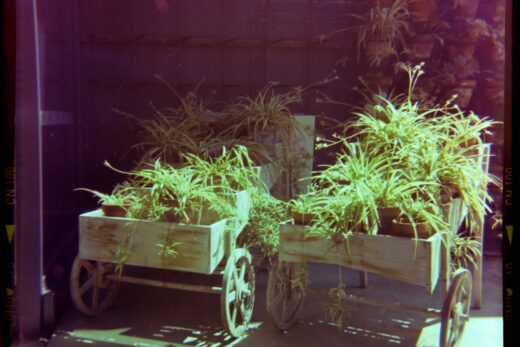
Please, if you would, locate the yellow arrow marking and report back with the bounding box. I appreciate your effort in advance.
[506,225,513,245]
[6,225,14,244]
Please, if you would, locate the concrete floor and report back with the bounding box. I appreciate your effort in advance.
[46,255,503,347]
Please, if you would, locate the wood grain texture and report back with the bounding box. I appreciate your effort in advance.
[279,224,441,294]
[77,191,250,275]
[78,209,227,274]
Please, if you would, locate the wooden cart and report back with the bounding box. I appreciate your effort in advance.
[70,191,255,337]
[266,199,473,347]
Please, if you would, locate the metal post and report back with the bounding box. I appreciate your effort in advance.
[13,0,45,344]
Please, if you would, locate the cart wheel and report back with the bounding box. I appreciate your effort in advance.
[440,268,472,347]
[266,259,307,331]
[70,256,120,316]
[221,248,256,337]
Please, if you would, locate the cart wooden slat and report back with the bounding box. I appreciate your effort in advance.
[71,190,256,337]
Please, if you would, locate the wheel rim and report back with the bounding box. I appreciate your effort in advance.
[440,268,472,347]
[70,257,120,315]
[266,260,307,331]
[221,249,255,337]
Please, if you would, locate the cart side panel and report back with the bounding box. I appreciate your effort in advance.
[78,210,226,274]
[279,225,441,293]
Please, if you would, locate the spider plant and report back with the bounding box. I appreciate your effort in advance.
[287,188,328,225]
[348,0,411,67]
[103,159,227,224]
[74,184,134,207]
[449,233,481,273]
[182,145,264,193]
[223,82,305,149]
[397,196,450,238]
[237,187,288,264]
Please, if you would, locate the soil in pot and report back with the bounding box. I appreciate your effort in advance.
[101,203,130,217]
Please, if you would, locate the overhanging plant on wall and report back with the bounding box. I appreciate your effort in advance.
[438,55,480,108]
[223,82,305,153]
[444,18,490,60]
[349,0,411,67]
[112,76,271,167]
[316,62,501,239]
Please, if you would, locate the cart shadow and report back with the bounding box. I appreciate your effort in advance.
[55,267,264,346]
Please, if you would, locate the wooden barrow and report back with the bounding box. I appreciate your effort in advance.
[70,191,255,337]
[266,199,473,347]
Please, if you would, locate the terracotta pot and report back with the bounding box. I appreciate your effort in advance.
[445,36,478,60]
[452,0,480,21]
[408,0,438,22]
[101,203,130,217]
[390,218,432,239]
[443,80,476,108]
[377,206,401,233]
[406,34,437,60]
[483,78,504,105]
[291,210,318,225]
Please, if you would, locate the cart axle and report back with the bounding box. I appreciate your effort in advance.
[106,274,222,294]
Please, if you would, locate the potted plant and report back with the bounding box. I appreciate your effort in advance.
[444,18,490,60]
[237,186,288,269]
[389,197,448,239]
[75,183,135,217]
[347,62,500,236]
[449,233,481,272]
[403,19,449,61]
[113,76,272,168]
[287,189,327,225]
[366,171,428,232]
[348,0,410,67]
[223,82,304,159]
[439,55,480,108]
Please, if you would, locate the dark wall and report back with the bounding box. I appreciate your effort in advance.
[36,0,372,319]
[75,0,369,187]
[34,0,506,321]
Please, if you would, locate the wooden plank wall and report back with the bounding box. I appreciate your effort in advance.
[32,0,505,319]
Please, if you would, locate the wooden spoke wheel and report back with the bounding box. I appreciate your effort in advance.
[266,259,307,331]
[221,248,256,337]
[70,256,120,316]
[440,268,472,347]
